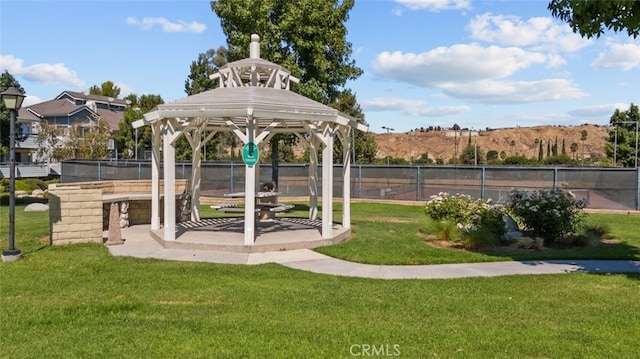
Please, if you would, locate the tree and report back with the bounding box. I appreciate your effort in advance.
[414,152,433,164]
[212,0,362,103]
[570,142,579,161]
[88,81,121,98]
[331,89,377,164]
[184,47,229,96]
[607,103,639,167]
[114,94,164,159]
[538,140,544,162]
[36,118,112,161]
[0,71,27,153]
[580,129,588,161]
[459,143,484,165]
[548,0,640,39]
[211,0,363,182]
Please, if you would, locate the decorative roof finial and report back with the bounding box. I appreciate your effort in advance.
[250,34,260,59]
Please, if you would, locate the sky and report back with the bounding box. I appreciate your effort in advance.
[1,0,639,133]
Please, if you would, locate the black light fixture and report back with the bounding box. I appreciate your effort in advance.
[1,86,26,261]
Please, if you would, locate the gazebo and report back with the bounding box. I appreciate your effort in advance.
[135,34,367,247]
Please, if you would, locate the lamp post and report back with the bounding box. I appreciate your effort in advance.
[1,87,26,261]
[381,126,394,188]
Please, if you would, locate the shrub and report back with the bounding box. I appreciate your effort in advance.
[461,226,499,250]
[430,220,460,242]
[572,223,612,246]
[425,192,506,244]
[506,188,586,244]
[24,178,46,191]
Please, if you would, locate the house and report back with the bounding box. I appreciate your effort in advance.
[14,91,128,163]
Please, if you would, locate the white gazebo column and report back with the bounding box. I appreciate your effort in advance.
[151,122,162,230]
[308,137,319,220]
[321,126,334,239]
[340,128,351,229]
[191,136,202,221]
[163,124,176,241]
[243,114,257,245]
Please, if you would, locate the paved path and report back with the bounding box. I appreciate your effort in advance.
[108,227,640,280]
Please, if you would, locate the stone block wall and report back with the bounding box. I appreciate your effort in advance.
[48,186,104,244]
[49,180,189,245]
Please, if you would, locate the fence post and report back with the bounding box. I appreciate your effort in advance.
[415,166,421,201]
[358,165,362,198]
[636,167,639,211]
[138,162,142,180]
[481,166,486,200]
[97,162,101,181]
[553,167,558,190]
[230,162,234,193]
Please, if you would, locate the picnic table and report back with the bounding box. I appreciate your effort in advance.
[211,192,294,220]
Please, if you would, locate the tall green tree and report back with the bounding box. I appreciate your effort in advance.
[184,47,229,96]
[580,129,588,161]
[570,142,579,161]
[331,90,377,164]
[538,140,544,162]
[548,0,640,39]
[211,0,363,184]
[88,81,121,98]
[0,71,26,153]
[459,143,485,165]
[115,94,164,159]
[607,103,640,167]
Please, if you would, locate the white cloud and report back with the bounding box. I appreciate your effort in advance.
[114,82,136,97]
[591,42,640,70]
[0,54,85,88]
[126,16,206,34]
[568,103,630,117]
[467,13,591,52]
[395,0,471,12]
[23,95,43,107]
[361,97,470,117]
[441,79,587,104]
[372,44,552,86]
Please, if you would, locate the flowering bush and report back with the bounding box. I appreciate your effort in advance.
[506,188,586,243]
[425,192,505,244]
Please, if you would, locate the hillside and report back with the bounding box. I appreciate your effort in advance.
[373,124,610,163]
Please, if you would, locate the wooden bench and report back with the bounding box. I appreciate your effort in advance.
[210,203,238,210]
[212,203,294,219]
[269,204,295,213]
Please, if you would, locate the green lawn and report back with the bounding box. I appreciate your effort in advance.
[1,202,640,357]
[314,202,640,265]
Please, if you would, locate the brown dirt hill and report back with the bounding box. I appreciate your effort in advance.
[373,124,610,163]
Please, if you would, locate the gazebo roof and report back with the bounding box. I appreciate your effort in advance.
[141,33,367,133]
[144,86,367,132]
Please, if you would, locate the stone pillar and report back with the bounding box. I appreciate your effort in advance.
[106,202,124,245]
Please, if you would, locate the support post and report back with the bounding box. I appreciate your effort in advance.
[321,126,334,239]
[151,122,161,230]
[163,127,176,241]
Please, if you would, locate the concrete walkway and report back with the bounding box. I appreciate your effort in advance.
[107,225,640,280]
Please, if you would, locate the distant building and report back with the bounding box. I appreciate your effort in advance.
[14,91,128,163]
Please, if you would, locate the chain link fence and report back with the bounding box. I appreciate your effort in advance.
[61,160,640,211]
